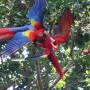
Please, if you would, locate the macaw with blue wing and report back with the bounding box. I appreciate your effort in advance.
[32,8,74,78]
[0,0,74,79]
[0,25,34,42]
[0,0,46,41]
[0,0,46,57]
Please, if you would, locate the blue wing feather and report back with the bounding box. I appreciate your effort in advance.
[0,25,35,43]
[10,25,34,32]
[0,32,30,58]
[27,0,46,23]
[0,0,46,59]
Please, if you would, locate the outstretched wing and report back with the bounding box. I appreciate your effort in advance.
[0,25,34,41]
[58,8,74,34]
[0,32,30,58]
[27,0,46,28]
[52,8,74,45]
[52,8,74,35]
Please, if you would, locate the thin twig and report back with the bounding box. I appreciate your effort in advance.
[32,44,43,90]
[47,60,75,90]
[36,61,43,90]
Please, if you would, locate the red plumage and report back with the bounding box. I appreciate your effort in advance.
[37,8,74,78]
[0,28,15,40]
[48,53,64,78]
[0,7,74,78]
[54,31,70,45]
[28,28,45,41]
[52,8,74,45]
[36,35,64,78]
[58,8,74,34]
[0,28,14,35]
[35,23,42,30]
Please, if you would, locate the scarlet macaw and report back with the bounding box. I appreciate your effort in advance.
[0,0,46,42]
[0,0,46,57]
[33,8,74,78]
[0,25,34,42]
[0,0,74,79]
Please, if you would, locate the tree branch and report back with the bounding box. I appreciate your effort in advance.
[32,44,44,90]
[35,61,43,90]
[47,60,75,90]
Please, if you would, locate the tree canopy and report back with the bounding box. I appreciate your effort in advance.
[0,0,90,90]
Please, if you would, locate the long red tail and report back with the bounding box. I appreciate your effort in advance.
[48,53,64,78]
[0,28,15,41]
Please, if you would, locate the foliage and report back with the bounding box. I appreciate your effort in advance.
[0,0,90,90]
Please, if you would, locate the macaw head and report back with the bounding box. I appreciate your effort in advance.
[36,28,45,37]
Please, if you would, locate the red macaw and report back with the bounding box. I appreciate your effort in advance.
[0,0,47,42]
[33,8,74,78]
[0,0,74,79]
[0,0,46,57]
[53,8,74,45]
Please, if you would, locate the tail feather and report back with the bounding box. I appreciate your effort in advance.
[48,52,64,78]
[0,28,15,41]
